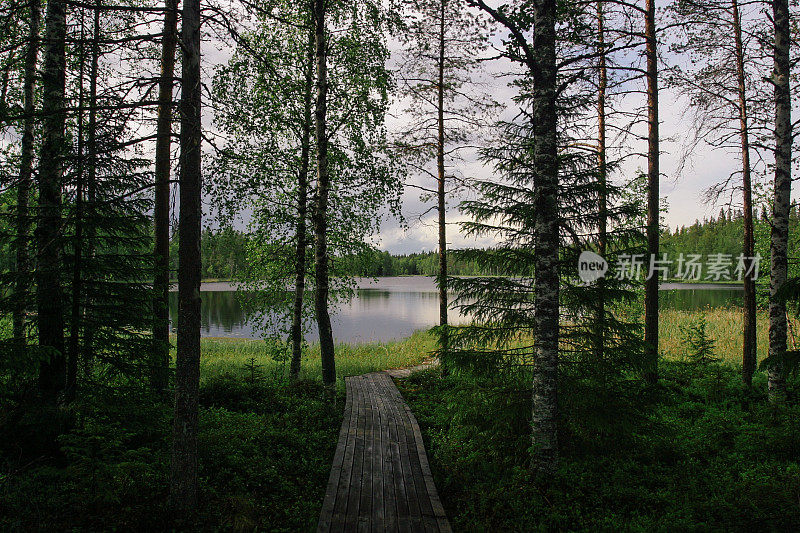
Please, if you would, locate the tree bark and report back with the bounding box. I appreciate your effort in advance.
[170,0,202,512]
[768,0,791,400]
[595,0,608,360]
[36,0,68,399]
[290,25,315,379]
[732,0,757,387]
[530,0,559,474]
[66,12,88,403]
[313,0,336,387]
[643,0,660,385]
[82,0,100,372]
[13,0,41,342]
[437,0,449,377]
[153,0,179,394]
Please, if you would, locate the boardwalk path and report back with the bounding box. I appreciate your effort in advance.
[317,369,451,533]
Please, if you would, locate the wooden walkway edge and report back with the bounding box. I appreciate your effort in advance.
[317,371,451,533]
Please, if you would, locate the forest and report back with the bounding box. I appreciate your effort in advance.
[1,0,800,530]
[164,205,800,279]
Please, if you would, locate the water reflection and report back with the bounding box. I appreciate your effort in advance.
[168,277,745,343]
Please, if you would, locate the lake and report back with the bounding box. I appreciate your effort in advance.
[168,277,745,343]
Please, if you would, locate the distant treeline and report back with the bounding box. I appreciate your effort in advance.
[183,229,502,279]
[4,211,794,283]
[169,228,251,280]
[662,205,800,279]
[338,250,504,277]
[180,208,799,281]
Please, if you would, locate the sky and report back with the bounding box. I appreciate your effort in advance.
[374,48,800,256]
[198,1,800,256]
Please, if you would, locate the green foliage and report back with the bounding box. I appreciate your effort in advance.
[759,276,800,379]
[662,203,800,283]
[0,369,341,531]
[208,0,403,345]
[680,316,719,364]
[400,364,800,531]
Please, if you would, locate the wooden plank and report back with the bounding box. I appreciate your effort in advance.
[378,373,409,533]
[392,379,436,532]
[357,376,375,532]
[375,373,425,531]
[365,374,387,533]
[373,374,397,533]
[317,376,355,533]
[317,370,451,533]
[401,389,452,533]
[324,378,361,533]
[344,376,368,529]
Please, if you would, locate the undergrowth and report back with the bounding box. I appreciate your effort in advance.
[399,365,800,531]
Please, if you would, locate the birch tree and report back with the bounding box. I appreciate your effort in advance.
[36,0,69,399]
[466,0,561,473]
[768,0,791,400]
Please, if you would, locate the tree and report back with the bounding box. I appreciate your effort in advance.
[65,5,91,403]
[768,0,791,400]
[643,0,659,385]
[12,0,40,343]
[152,0,178,392]
[666,0,768,387]
[595,0,608,360]
[152,0,179,394]
[210,0,400,383]
[170,0,202,511]
[312,0,335,386]
[209,2,317,378]
[466,0,560,473]
[36,0,68,399]
[395,0,494,376]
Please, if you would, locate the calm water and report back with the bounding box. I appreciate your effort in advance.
[168,277,744,343]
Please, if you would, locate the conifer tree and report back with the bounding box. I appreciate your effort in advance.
[171,0,202,511]
[666,0,769,387]
[396,0,495,376]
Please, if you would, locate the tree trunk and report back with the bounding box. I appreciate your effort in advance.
[66,12,88,404]
[13,0,41,342]
[531,0,559,474]
[313,0,336,387]
[153,0,179,394]
[36,0,68,399]
[595,0,608,360]
[82,0,100,372]
[437,0,449,377]
[290,26,315,379]
[768,0,791,400]
[0,63,10,117]
[643,0,660,385]
[732,0,757,387]
[170,0,202,512]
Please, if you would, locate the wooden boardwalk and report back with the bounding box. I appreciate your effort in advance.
[317,372,451,533]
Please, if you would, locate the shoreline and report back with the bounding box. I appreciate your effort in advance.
[170,277,748,293]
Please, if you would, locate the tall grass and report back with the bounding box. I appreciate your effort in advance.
[193,330,437,384]
[660,307,800,365]
[188,308,798,382]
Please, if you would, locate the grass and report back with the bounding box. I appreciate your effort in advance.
[660,307,799,365]
[3,308,797,530]
[196,329,435,385]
